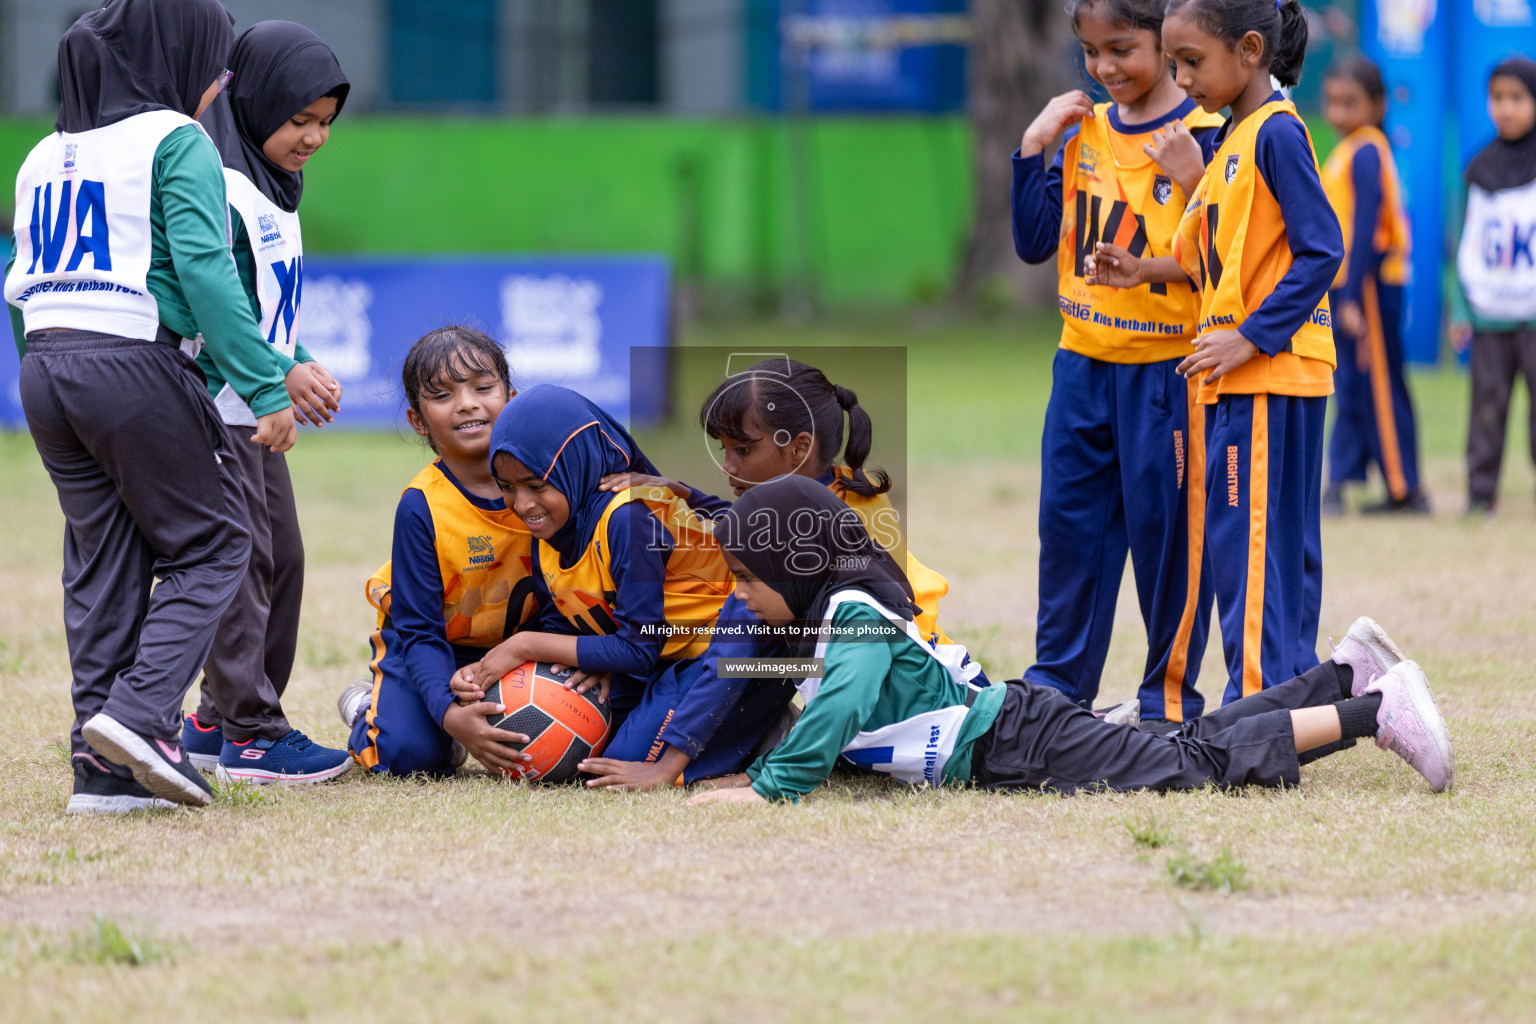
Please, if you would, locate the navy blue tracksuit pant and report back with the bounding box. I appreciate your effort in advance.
[1204,393,1326,706]
[1025,349,1212,722]
[1328,282,1421,499]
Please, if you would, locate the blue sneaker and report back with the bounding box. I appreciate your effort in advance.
[182,714,223,772]
[215,730,353,785]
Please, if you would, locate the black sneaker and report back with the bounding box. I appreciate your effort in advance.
[1361,492,1431,515]
[81,713,214,807]
[66,754,177,815]
[1466,497,1497,520]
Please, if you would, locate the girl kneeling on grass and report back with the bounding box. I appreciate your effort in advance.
[453,384,783,784]
[338,327,540,776]
[688,475,1453,808]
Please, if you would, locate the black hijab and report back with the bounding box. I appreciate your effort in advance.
[57,0,234,134]
[200,21,349,213]
[717,475,916,657]
[1467,57,1536,193]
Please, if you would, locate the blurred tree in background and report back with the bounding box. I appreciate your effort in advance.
[957,0,1076,308]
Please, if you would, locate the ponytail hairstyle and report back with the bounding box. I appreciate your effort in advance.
[1164,0,1310,89]
[1325,53,1387,127]
[401,325,512,452]
[699,358,891,497]
[1068,0,1166,37]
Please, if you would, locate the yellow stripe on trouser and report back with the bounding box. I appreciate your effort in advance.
[353,627,388,770]
[1163,375,1208,722]
[1361,277,1407,501]
[1242,395,1269,698]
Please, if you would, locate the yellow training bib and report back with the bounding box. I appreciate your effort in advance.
[1320,125,1410,289]
[1175,99,1335,402]
[364,462,538,646]
[1056,103,1225,364]
[538,487,732,661]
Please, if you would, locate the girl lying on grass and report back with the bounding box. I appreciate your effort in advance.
[688,475,1453,807]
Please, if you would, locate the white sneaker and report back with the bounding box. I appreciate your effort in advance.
[1367,661,1454,793]
[1331,616,1406,697]
[337,677,373,729]
[1103,699,1141,727]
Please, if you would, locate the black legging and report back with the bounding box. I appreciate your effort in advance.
[970,661,1349,793]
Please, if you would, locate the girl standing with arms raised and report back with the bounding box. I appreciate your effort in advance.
[4,0,295,811]
[1011,0,1223,728]
[1089,0,1343,706]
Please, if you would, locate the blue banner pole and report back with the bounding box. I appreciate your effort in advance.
[1360,0,1447,364]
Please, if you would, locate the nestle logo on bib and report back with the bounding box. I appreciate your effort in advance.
[63,144,77,171]
[467,534,495,565]
[257,213,282,244]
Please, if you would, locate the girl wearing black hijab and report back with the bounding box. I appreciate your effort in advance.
[1454,57,1536,517]
[3,0,301,813]
[181,21,353,787]
[690,476,1454,805]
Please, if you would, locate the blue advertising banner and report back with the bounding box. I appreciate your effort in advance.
[1452,1,1536,165]
[751,0,967,113]
[2,255,672,430]
[1362,0,1447,364]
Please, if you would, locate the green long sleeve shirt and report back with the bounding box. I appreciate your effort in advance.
[746,602,1005,803]
[195,212,312,402]
[7,124,290,418]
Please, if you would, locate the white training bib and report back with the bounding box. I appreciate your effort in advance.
[801,589,985,788]
[5,110,197,340]
[1457,179,1536,323]
[213,168,304,426]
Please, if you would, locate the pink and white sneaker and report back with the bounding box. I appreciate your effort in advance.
[1366,661,1454,793]
[1331,616,1406,696]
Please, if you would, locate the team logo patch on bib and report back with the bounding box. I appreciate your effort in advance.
[1224,155,1240,184]
[1077,143,1102,183]
[1153,175,1173,205]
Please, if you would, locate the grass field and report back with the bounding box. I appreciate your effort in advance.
[2,316,1535,1023]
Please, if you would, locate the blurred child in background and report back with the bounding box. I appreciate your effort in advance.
[1453,57,1536,518]
[1319,55,1425,516]
[1010,0,1222,730]
[1087,0,1343,706]
[183,20,352,785]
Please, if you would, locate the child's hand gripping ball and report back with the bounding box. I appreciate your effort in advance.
[483,662,613,783]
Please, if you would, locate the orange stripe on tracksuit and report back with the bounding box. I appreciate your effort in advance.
[354,626,389,771]
[1204,392,1326,706]
[1160,376,1211,723]
[1023,351,1212,721]
[1362,278,1408,500]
